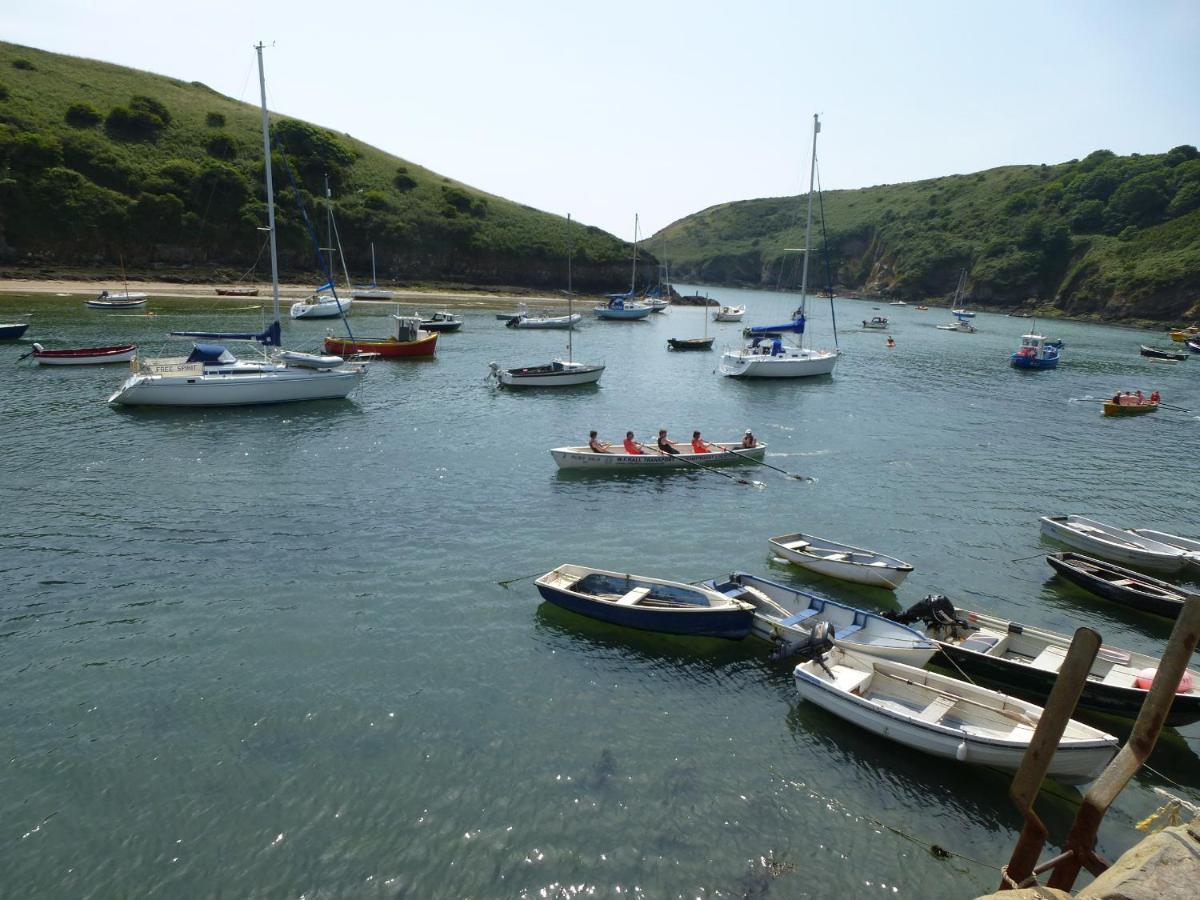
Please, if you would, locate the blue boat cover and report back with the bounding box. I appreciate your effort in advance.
[171,321,281,346]
[185,343,237,364]
[748,314,805,335]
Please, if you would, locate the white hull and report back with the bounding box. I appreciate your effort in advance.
[87,295,147,309]
[1128,529,1200,568]
[508,313,582,329]
[351,289,393,301]
[794,650,1117,784]
[713,306,745,322]
[719,346,839,378]
[497,362,604,387]
[594,305,652,320]
[1040,516,1186,573]
[109,362,363,406]
[35,348,137,365]
[290,296,353,319]
[936,321,976,333]
[769,533,913,589]
[551,442,765,470]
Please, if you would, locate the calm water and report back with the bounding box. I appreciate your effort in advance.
[1,287,1197,898]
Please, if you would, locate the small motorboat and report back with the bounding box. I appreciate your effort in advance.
[323,314,437,359]
[887,594,1200,725]
[793,646,1117,784]
[889,300,907,307]
[1046,552,1193,620]
[215,286,259,296]
[550,440,765,471]
[707,572,935,665]
[1187,338,1200,353]
[1140,345,1187,361]
[594,296,653,320]
[506,305,583,328]
[1007,312,1034,318]
[0,323,30,340]
[1127,529,1200,570]
[1010,333,1062,369]
[290,293,353,319]
[712,305,746,322]
[936,319,977,333]
[862,316,889,329]
[914,305,929,311]
[1103,394,1158,416]
[488,359,603,387]
[1040,515,1186,573]
[31,343,137,365]
[667,337,714,351]
[768,532,913,590]
[417,311,463,332]
[86,291,147,309]
[1168,326,1199,342]
[535,564,754,639]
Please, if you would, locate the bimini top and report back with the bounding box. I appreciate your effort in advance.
[186,343,238,364]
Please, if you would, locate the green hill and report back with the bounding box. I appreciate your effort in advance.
[654,150,1200,323]
[0,42,637,289]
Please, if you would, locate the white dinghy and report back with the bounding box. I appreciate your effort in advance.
[1127,529,1200,570]
[793,647,1118,784]
[768,532,914,589]
[1040,515,1187,573]
[550,441,764,471]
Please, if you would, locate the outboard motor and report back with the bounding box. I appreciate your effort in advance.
[778,620,835,663]
[886,594,961,629]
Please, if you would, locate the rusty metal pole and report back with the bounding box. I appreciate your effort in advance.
[1046,595,1200,891]
[999,627,1101,890]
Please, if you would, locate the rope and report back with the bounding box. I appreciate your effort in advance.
[814,160,839,350]
[999,863,1040,890]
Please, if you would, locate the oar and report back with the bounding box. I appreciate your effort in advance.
[638,442,762,487]
[726,446,811,481]
[1158,402,1193,413]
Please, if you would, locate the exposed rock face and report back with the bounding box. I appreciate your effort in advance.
[1078,821,1200,899]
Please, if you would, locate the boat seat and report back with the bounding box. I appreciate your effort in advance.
[821,552,850,561]
[780,608,821,626]
[834,624,864,641]
[783,540,811,551]
[1030,646,1067,671]
[916,695,957,724]
[616,587,651,606]
[961,632,1002,654]
[1109,578,1136,587]
[1097,647,1132,665]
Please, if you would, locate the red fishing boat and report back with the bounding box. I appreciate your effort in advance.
[30,342,138,365]
[323,314,437,359]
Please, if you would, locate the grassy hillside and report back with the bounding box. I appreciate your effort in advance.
[654,150,1200,323]
[0,42,637,289]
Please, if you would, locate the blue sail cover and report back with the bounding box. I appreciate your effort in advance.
[185,343,237,364]
[748,314,805,335]
[170,321,282,346]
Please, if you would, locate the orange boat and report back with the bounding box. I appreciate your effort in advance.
[324,314,437,359]
[1103,392,1158,416]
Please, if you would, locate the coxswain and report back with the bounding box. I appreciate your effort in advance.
[656,429,679,455]
[623,431,644,454]
[587,430,611,453]
[691,431,711,453]
[886,335,895,348]
[741,429,757,449]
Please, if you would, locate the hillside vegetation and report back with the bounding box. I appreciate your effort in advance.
[0,42,637,289]
[654,149,1200,322]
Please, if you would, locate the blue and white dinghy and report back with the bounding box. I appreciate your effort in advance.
[707,572,936,665]
[535,564,754,639]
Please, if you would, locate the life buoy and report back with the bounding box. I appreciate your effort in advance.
[1134,667,1195,693]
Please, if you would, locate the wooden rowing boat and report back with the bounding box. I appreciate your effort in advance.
[768,532,913,589]
[793,646,1118,783]
[535,564,754,639]
[667,337,714,351]
[1046,552,1193,620]
[1040,515,1187,573]
[549,441,765,470]
[32,343,137,365]
[707,572,935,665]
[887,596,1200,725]
[1103,399,1158,416]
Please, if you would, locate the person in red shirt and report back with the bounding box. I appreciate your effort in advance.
[691,431,711,453]
[623,431,643,454]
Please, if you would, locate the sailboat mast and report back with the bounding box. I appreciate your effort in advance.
[370,242,377,287]
[798,114,820,317]
[630,213,638,294]
[255,43,281,325]
[567,213,574,364]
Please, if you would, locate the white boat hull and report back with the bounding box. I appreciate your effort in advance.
[794,652,1117,784]
[497,362,604,387]
[1040,516,1186,573]
[34,348,137,365]
[351,289,393,301]
[1128,529,1200,569]
[593,305,652,320]
[719,346,839,378]
[551,442,765,470]
[109,364,363,406]
[769,533,913,589]
[290,296,353,319]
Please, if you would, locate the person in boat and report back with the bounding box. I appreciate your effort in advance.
[691,431,712,453]
[1111,392,1121,404]
[1150,389,1160,404]
[623,431,644,455]
[741,429,757,449]
[656,429,679,455]
[588,431,611,453]
[1136,389,1145,405]
[886,335,895,348]
[98,290,109,299]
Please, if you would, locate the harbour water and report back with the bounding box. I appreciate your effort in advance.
[1,286,1197,897]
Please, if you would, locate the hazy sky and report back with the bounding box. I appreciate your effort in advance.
[5,1,1198,238]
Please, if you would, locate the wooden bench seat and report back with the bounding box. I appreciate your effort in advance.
[616,587,652,606]
[916,695,957,724]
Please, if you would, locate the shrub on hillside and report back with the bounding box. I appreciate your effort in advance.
[1166,182,1200,219]
[394,166,417,191]
[206,134,236,160]
[65,102,103,127]
[0,83,8,101]
[61,133,134,192]
[12,59,35,71]
[1165,144,1198,166]
[1068,199,1105,234]
[9,133,62,174]
[106,95,172,141]
[272,119,354,191]
[1108,173,1170,227]
[206,112,226,128]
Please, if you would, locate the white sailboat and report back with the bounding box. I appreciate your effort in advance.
[490,214,604,387]
[352,243,394,301]
[718,115,839,378]
[108,44,366,407]
[291,175,355,319]
[949,268,974,317]
[595,214,652,320]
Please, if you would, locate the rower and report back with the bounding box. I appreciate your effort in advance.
[588,430,611,453]
[623,431,644,454]
[691,431,711,453]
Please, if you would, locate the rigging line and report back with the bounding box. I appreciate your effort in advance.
[814,159,839,350]
[231,232,271,284]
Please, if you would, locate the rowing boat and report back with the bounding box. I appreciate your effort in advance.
[1046,552,1193,619]
[768,532,913,589]
[1127,529,1200,570]
[31,343,137,365]
[1103,399,1158,416]
[535,564,754,639]
[1040,515,1186,573]
[793,647,1117,783]
[549,441,765,470]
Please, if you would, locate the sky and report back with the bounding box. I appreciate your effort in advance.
[4,0,1199,239]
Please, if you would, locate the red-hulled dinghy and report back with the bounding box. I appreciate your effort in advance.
[31,342,137,365]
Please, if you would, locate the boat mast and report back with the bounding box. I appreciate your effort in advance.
[255,42,281,326]
[567,213,574,364]
[370,242,377,288]
[798,114,820,323]
[629,213,638,294]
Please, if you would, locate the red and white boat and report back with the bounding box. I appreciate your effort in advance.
[32,342,138,365]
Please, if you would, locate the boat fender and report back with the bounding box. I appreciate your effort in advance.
[955,741,968,762]
[1134,668,1195,693]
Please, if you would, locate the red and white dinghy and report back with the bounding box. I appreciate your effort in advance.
[31,342,137,365]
